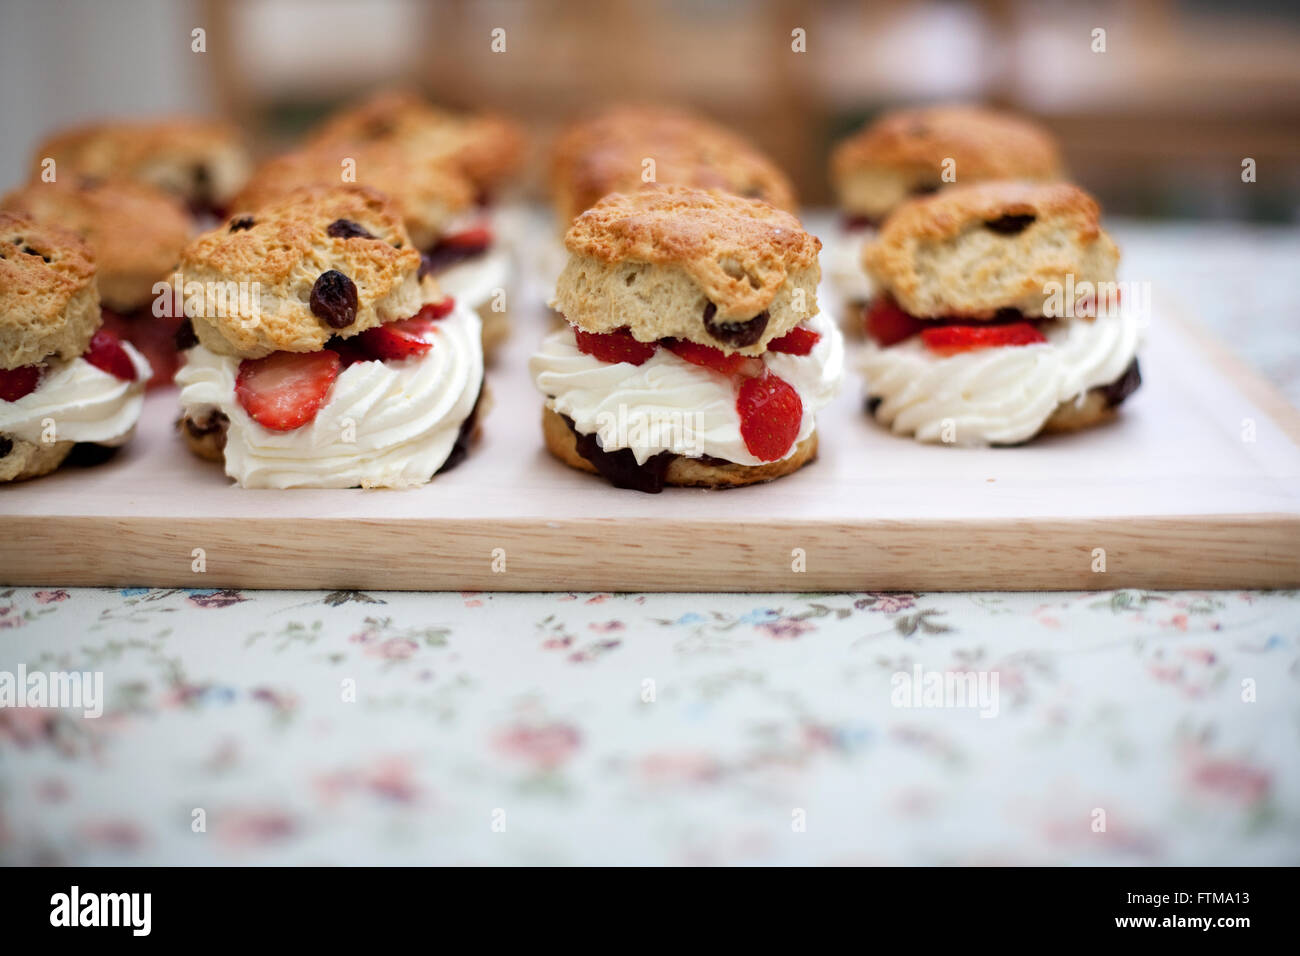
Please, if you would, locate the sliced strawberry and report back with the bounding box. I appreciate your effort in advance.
[83,328,137,381]
[767,326,821,356]
[864,297,925,347]
[0,364,42,402]
[920,322,1048,354]
[438,225,492,250]
[356,317,435,361]
[416,297,456,321]
[574,327,658,366]
[736,372,803,462]
[235,350,340,431]
[663,338,764,377]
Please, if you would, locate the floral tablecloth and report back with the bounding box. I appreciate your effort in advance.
[3,222,1299,866]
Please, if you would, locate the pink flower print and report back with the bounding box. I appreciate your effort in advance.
[493,722,581,771]
[757,617,814,640]
[217,808,296,847]
[589,620,624,634]
[639,752,722,785]
[33,590,69,604]
[0,605,23,629]
[187,589,246,609]
[855,593,917,613]
[368,637,418,660]
[1190,759,1271,806]
[79,820,144,851]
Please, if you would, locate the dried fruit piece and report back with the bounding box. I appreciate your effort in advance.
[736,372,802,462]
[235,350,340,431]
[573,327,658,366]
[326,218,375,240]
[310,270,358,329]
[703,302,769,348]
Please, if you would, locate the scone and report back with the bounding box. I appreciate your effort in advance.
[530,185,842,493]
[828,105,1065,327]
[2,178,192,387]
[859,181,1141,446]
[173,185,484,489]
[30,117,251,218]
[305,89,524,351]
[0,211,150,482]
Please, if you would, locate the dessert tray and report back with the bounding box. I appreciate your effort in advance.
[3,222,1298,592]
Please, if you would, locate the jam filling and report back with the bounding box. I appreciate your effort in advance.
[563,413,677,494]
[864,297,1049,352]
[100,305,183,389]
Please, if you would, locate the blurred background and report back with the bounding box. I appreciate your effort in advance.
[2,0,1299,220]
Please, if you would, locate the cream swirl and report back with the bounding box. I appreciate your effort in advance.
[860,307,1143,445]
[530,308,843,466]
[0,344,149,446]
[176,300,483,488]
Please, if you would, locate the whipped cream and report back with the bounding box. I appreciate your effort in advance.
[436,244,510,311]
[530,308,844,467]
[0,344,150,446]
[826,224,875,305]
[176,300,484,489]
[860,307,1143,445]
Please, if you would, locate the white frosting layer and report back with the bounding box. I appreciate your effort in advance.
[826,224,875,305]
[176,301,484,489]
[860,306,1143,445]
[435,244,510,310]
[0,344,149,446]
[530,308,844,467]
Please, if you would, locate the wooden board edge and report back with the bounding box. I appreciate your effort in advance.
[1158,294,1300,447]
[7,514,1300,591]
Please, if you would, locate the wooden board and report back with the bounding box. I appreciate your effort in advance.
[3,278,1299,591]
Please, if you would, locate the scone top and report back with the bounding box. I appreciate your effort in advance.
[230,142,475,252]
[554,185,821,355]
[550,105,798,225]
[864,181,1119,320]
[30,117,251,211]
[179,185,428,359]
[306,89,525,198]
[0,211,101,370]
[1,178,192,313]
[831,105,1064,222]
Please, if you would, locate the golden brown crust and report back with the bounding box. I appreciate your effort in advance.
[863,181,1119,319]
[1041,388,1118,435]
[178,184,425,358]
[31,117,251,207]
[541,405,816,488]
[231,142,475,251]
[176,412,228,463]
[0,437,74,482]
[557,185,820,349]
[550,105,797,225]
[307,89,525,193]
[0,211,101,369]
[831,105,1064,217]
[2,179,191,312]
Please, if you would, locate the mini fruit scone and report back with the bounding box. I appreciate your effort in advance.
[828,105,1064,328]
[30,117,251,219]
[543,105,799,304]
[2,178,192,388]
[859,181,1141,446]
[305,89,525,352]
[530,185,842,493]
[0,211,150,483]
[173,185,484,489]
